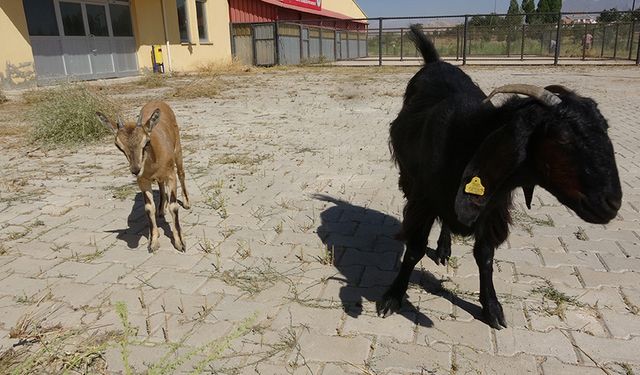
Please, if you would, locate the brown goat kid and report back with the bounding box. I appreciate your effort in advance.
[97,101,190,252]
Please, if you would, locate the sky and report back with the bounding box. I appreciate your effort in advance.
[355,0,636,18]
[356,0,512,18]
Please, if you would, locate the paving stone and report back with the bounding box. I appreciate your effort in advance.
[578,267,640,289]
[0,274,55,298]
[0,257,61,277]
[145,269,208,294]
[599,309,640,339]
[271,304,343,336]
[572,332,640,364]
[455,346,538,374]
[495,328,577,363]
[540,357,607,375]
[41,260,111,283]
[291,332,371,365]
[371,336,451,374]
[417,319,492,351]
[343,312,415,343]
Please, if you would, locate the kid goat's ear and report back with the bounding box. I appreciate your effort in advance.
[454,120,535,226]
[96,112,119,133]
[145,108,161,132]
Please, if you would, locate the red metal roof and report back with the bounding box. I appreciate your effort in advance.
[260,0,357,20]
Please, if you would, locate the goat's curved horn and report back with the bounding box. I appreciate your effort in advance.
[136,113,143,127]
[483,84,562,106]
[116,116,125,129]
[544,84,573,96]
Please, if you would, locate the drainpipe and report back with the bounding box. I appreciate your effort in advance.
[160,0,173,72]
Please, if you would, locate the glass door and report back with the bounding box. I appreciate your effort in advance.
[85,2,116,75]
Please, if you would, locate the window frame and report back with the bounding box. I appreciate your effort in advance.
[195,0,209,43]
[176,0,189,43]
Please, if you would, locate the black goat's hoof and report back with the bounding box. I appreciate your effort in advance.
[435,244,451,266]
[376,292,402,318]
[482,300,507,329]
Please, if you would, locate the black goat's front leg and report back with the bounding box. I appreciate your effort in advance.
[377,202,434,317]
[434,223,451,265]
[473,238,506,329]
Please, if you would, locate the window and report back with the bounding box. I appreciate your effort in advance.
[196,0,208,42]
[59,2,85,36]
[109,4,133,36]
[86,4,108,36]
[23,0,59,36]
[176,0,188,42]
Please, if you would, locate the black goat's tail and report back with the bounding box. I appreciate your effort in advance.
[409,24,440,64]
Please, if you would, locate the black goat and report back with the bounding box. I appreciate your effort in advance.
[376,26,622,329]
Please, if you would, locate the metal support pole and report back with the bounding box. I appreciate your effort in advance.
[378,18,383,66]
[613,23,619,59]
[274,22,280,65]
[400,28,404,61]
[520,24,525,61]
[319,21,323,61]
[601,25,606,57]
[334,21,338,61]
[251,25,257,66]
[636,25,640,64]
[554,13,561,65]
[582,24,588,61]
[463,15,468,65]
[299,24,304,63]
[456,27,460,61]
[629,20,636,60]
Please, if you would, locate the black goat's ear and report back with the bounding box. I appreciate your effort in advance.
[455,121,534,226]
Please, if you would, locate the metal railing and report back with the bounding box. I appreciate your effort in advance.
[230,10,640,66]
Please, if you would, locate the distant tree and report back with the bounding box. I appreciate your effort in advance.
[507,0,523,25]
[536,0,561,23]
[598,8,623,23]
[522,0,536,23]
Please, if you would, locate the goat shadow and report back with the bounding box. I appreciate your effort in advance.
[314,194,483,326]
[105,191,173,250]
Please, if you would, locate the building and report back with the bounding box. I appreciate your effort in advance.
[0,0,366,87]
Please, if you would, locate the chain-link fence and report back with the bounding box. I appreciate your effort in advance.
[231,11,640,66]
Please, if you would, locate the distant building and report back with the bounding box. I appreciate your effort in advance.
[0,0,366,87]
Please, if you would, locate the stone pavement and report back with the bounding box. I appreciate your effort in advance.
[0,66,639,374]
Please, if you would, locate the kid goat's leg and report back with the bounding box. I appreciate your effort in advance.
[166,176,185,252]
[139,178,160,252]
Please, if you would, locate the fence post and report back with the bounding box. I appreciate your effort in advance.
[630,20,636,60]
[613,23,619,59]
[251,24,257,66]
[601,25,606,57]
[520,24,525,61]
[378,18,383,66]
[463,15,468,65]
[334,21,338,61]
[400,28,404,61]
[456,27,460,61]
[554,13,561,65]
[636,24,640,64]
[299,24,304,63]
[582,23,588,61]
[274,22,280,65]
[319,21,323,61]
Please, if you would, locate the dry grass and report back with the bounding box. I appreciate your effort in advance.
[196,58,253,76]
[0,304,124,375]
[136,69,170,88]
[172,79,220,99]
[0,89,7,104]
[27,84,121,147]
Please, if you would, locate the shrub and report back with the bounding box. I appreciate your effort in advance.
[0,88,7,104]
[29,84,120,146]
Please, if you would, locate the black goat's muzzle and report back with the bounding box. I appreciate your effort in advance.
[577,195,621,224]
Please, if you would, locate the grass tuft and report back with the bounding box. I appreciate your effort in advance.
[172,79,219,99]
[0,88,8,104]
[28,84,120,146]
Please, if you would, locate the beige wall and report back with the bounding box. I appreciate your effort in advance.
[0,0,35,87]
[132,0,232,72]
[323,0,367,19]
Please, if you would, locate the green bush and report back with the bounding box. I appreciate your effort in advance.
[29,84,120,146]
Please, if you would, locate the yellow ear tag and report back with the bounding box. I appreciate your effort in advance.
[464,177,485,196]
